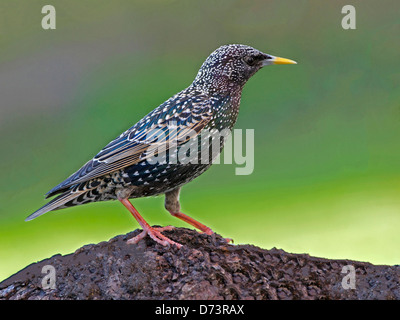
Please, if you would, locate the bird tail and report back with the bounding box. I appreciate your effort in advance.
[25,188,89,221]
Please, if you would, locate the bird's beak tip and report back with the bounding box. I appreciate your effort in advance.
[272,56,297,65]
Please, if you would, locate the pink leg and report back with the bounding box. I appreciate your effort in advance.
[169,211,233,243]
[120,199,182,248]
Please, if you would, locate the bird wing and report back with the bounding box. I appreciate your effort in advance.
[45,95,214,198]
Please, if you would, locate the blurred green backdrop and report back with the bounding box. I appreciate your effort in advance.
[1,0,399,282]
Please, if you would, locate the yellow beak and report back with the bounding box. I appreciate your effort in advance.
[271,56,297,65]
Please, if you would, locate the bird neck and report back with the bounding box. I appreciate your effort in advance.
[190,77,244,97]
[186,81,243,131]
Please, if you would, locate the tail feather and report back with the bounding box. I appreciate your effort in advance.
[26,189,89,221]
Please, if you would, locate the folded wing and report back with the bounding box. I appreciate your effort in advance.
[45,95,214,198]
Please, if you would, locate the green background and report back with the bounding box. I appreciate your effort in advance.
[1,0,399,282]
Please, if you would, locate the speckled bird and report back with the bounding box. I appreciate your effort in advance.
[27,44,296,247]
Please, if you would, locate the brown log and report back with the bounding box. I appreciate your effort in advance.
[1,228,399,300]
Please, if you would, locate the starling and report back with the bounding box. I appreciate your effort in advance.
[26,44,296,248]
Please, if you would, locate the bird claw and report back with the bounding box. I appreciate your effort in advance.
[201,227,214,236]
[127,225,182,248]
[200,227,233,244]
[223,237,234,244]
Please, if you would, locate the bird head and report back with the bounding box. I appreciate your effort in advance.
[193,44,296,93]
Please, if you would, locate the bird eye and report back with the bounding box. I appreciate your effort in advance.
[244,56,256,66]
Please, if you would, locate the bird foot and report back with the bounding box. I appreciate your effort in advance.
[127,225,182,248]
[200,226,233,244]
[223,237,234,244]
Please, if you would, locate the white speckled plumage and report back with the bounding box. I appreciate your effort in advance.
[26,44,295,237]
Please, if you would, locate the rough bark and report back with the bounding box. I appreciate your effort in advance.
[1,228,399,300]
